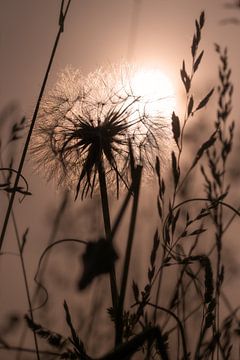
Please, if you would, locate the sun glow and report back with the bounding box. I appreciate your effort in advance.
[130,68,176,119]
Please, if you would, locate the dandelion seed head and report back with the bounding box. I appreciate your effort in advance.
[30,64,173,197]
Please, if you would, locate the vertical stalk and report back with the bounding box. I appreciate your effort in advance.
[16,192,68,360]
[0,157,40,359]
[11,213,40,360]
[0,0,73,251]
[97,160,118,311]
[115,165,142,346]
[153,247,166,324]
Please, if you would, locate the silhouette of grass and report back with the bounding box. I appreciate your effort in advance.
[0,6,240,360]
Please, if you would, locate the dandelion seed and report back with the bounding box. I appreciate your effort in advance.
[30,65,172,198]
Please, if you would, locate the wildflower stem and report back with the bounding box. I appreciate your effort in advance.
[0,157,40,360]
[16,193,68,356]
[0,0,72,252]
[115,165,142,346]
[97,160,119,312]
[12,212,40,360]
[147,302,188,360]
[0,345,60,357]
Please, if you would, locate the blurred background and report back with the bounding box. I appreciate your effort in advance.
[0,1,240,358]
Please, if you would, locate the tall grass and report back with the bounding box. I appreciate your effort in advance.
[0,5,240,360]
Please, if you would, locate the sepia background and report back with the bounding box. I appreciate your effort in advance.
[0,1,240,359]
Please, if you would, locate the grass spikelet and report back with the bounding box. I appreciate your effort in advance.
[25,315,66,348]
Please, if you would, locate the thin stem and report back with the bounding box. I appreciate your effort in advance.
[222,206,240,233]
[111,186,133,240]
[32,238,88,312]
[147,302,188,360]
[0,158,40,359]
[0,346,59,357]
[0,0,73,251]
[17,193,68,358]
[115,165,142,346]
[98,162,112,240]
[97,160,118,313]
[11,212,40,360]
[35,239,88,282]
[153,247,166,324]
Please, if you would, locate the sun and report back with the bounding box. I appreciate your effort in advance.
[130,68,176,119]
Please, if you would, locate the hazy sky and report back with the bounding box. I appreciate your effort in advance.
[1,0,240,117]
[1,1,240,245]
[1,0,240,252]
[1,1,240,349]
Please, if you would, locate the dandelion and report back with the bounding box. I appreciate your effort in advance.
[30,65,172,199]
[30,64,173,312]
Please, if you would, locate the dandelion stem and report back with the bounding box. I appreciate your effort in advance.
[97,160,119,313]
[116,165,142,346]
[98,161,112,240]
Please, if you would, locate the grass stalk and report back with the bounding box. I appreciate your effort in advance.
[153,247,166,324]
[0,346,60,357]
[115,165,142,346]
[0,155,40,359]
[11,212,40,360]
[0,0,73,252]
[16,193,68,359]
[148,302,188,360]
[97,160,119,314]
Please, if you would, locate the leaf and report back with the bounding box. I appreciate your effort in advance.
[25,315,65,348]
[187,96,194,116]
[195,88,214,111]
[157,198,162,218]
[180,230,188,238]
[0,182,9,188]
[199,11,205,29]
[214,43,220,53]
[21,228,29,254]
[63,301,87,357]
[171,209,180,236]
[176,244,185,260]
[180,61,191,93]
[171,112,181,146]
[155,156,161,179]
[189,228,206,236]
[150,230,160,267]
[9,117,26,143]
[196,209,210,221]
[161,179,165,197]
[171,151,179,188]
[164,227,170,244]
[63,301,77,341]
[191,132,217,169]
[205,313,215,328]
[132,281,139,302]
[148,267,155,282]
[191,34,197,58]
[193,50,204,73]
[195,20,201,43]
[78,238,118,290]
